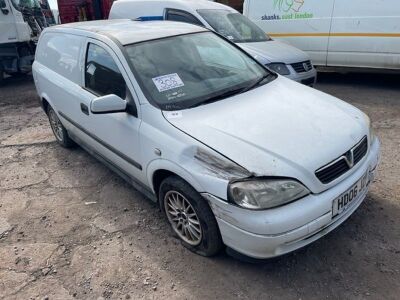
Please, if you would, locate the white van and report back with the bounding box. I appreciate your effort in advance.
[33,20,380,259]
[110,0,317,86]
[243,0,400,70]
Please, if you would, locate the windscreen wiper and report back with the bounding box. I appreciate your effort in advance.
[191,87,247,108]
[240,73,273,94]
[190,74,273,108]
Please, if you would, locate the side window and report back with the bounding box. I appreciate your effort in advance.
[38,33,83,83]
[166,9,203,26]
[85,43,126,99]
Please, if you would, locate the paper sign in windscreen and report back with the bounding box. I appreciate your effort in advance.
[152,73,184,92]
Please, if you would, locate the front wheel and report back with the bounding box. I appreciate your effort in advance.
[159,176,223,256]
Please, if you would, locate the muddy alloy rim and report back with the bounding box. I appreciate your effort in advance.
[49,109,63,142]
[164,191,202,246]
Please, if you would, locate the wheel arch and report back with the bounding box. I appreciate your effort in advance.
[39,93,55,115]
[147,159,204,200]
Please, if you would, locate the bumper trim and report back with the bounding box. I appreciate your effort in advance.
[215,185,367,259]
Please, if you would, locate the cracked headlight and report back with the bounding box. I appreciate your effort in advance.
[266,63,290,75]
[228,179,310,210]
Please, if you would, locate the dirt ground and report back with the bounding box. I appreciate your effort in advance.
[0,72,399,300]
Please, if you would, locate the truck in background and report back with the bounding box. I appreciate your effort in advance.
[57,0,114,24]
[0,0,54,83]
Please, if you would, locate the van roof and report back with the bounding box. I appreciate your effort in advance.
[47,19,208,45]
[115,0,234,11]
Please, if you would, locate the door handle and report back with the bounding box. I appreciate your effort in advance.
[80,103,89,115]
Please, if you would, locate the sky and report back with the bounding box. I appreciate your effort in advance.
[48,0,58,10]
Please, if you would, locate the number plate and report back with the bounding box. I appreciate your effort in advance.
[332,171,369,217]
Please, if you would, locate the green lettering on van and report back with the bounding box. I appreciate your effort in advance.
[294,12,313,19]
[282,14,293,20]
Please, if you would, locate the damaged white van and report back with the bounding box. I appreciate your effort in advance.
[33,20,380,259]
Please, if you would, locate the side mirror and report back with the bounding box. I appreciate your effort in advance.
[90,94,127,114]
[0,0,9,14]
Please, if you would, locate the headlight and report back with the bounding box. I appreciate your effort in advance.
[363,113,376,145]
[266,63,290,75]
[369,122,375,146]
[228,179,310,210]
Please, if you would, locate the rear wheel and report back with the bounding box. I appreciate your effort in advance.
[159,176,223,256]
[0,68,4,85]
[10,72,29,78]
[47,106,75,148]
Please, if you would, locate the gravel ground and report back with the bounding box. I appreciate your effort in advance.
[0,72,399,299]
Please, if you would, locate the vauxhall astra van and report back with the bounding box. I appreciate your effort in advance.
[109,0,317,86]
[33,20,380,259]
[243,0,400,70]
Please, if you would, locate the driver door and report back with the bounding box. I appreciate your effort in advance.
[76,39,145,184]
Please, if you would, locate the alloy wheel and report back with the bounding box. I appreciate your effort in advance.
[164,191,202,246]
[49,109,64,142]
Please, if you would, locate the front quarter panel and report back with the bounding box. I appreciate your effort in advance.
[140,104,251,200]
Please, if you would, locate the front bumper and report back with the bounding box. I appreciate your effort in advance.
[286,66,317,86]
[203,138,380,259]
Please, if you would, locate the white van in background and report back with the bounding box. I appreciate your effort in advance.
[243,0,400,70]
[110,0,317,86]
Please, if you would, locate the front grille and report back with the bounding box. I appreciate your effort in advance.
[316,159,350,184]
[291,60,313,73]
[315,136,368,184]
[353,137,368,165]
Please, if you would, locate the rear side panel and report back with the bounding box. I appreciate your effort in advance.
[243,0,335,66]
[109,0,171,20]
[33,31,85,126]
[327,0,400,69]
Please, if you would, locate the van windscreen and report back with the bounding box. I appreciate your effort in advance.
[124,32,274,111]
[197,9,271,43]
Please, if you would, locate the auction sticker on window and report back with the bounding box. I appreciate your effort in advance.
[152,73,184,92]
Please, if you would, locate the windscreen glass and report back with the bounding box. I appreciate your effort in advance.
[124,32,274,110]
[197,9,271,43]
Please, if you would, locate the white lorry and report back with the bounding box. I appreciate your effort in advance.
[243,0,400,70]
[0,0,49,83]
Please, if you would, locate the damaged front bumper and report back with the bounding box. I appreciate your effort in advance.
[202,138,380,259]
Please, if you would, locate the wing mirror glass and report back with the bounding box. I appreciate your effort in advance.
[90,94,127,114]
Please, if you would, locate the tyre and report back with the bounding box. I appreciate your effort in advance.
[10,72,29,78]
[47,106,75,148]
[0,68,4,85]
[159,176,223,256]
